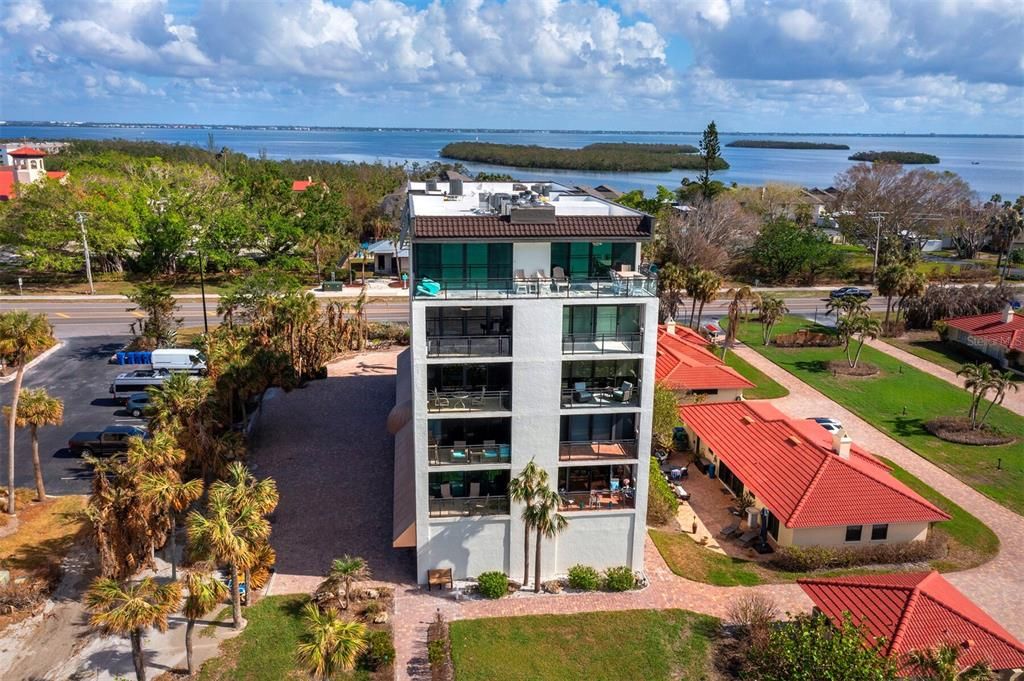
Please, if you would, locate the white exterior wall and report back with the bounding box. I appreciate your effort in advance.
[408,265,658,583]
[512,242,551,276]
[789,522,929,548]
[674,388,744,404]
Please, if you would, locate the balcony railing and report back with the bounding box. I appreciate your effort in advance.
[562,333,642,355]
[426,335,512,358]
[558,489,636,512]
[560,384,640,409]
[429,495,510,518]
[414,275,657,300]
[558,440,637,461]
[429,443,512,466]
[428,389,511,413]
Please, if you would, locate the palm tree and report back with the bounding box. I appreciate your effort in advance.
[656,262,687,323]
[507,460,548,588]
[847,315,882,369]
[956,363,994,428]
[137,441,203,581]
[756,295,790,346]
[84,577,183,681]
[317,555,371,611]
[529,487,568,593]
[218,462,278,603]
[691,270,723,331]
[977,370,1019,428]
[186,484,268,629]
[2,387,62,501]
[295,602,368,680]
[0,311,54,515]
[721,297,741,361]
[182,567,228,675]
[904,643,993,681]
[877,262,910,330]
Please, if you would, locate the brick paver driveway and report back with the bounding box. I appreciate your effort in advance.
[251,348,416,587]
[733,344,1024,639]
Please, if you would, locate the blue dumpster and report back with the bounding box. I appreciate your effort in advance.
[142,351,152,365]
[116,351,126,365]
[708,462,716,480]
[129,351,140,364]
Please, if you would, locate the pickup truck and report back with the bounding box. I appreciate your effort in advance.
[68,425,149,457]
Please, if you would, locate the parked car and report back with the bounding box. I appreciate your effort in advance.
[125,392,152,418]
[151,348,207,375]
[700,323,725,344]
[808,417,844,434]
[109,368,171,404]
[829,287,872,300]
[68,425,149,457]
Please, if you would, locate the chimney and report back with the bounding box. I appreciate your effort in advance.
[832,433,852,459]
[1003,306,1014,324]
[665,319,677,336]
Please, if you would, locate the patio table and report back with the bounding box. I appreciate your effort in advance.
[450,392,470,409]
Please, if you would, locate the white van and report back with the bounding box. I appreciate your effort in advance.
[151,349,206,375]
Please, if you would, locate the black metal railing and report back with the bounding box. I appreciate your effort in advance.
[427,389,512,412]
[413,275,657,300]
[428,495,510,517]
[560,383,640,408]
[426,335,512,358]
[429,443,512,466]
[558,490,636,512]
[558,440,637,461]
[562,332,642,355]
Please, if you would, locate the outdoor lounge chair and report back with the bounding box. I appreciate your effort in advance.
[612,381,634,402]
[451,441,468,462]
[432,388,450,410]
[737,530,759,547]
[573,381,593,403]
[719,522,740,538]
[469,387,486,409]
[481,439,498,461]
[552,266,570,292]
[513,269,530,295]
[416,278,442,297]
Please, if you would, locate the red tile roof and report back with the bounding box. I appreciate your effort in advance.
[656,325,754,391]
[944,311,1024,352]
[292,179,314,192]
[46,171,67,180]
[799,572,1024,672]
[678,401,949,528]
[412,214,649,240]
[0,168,14,200]
[8,146,47,157]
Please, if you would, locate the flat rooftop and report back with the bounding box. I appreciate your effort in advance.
[406,180,652,241]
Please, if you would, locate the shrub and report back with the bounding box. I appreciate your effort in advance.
[903,284,1014,329]
[427,639,447,667]
[1010,248,1024,265]
[476,571,509,599]
[567,564,601,591]
[770,537,945,572]
[647,456,679,526]
[727,592,780,630]
[603,566,637,592]
[357,629,396,671]
[363,600,385,617]
[366,322,410,345]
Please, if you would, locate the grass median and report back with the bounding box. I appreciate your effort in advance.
[721,350,789,400]
[734,316,1024,515]
[450,610,718,681]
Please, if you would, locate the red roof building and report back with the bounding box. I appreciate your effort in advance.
[679,400,949,547]
[0,168,14,201]
[943,309,1024,370]
[292,179,314,192]
[799,572,1024,675]
[656,323,754,400]
[8,146,47,158]
[46,170,68,180]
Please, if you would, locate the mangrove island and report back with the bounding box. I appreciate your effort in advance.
[440,141,728,172]
[726,140,850,150]
[849,151,941,164]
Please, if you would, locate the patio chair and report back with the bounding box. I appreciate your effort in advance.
[432,388,450,410]
[612,381,634,402]
[481,439,498,461]
[610,270,625,295]
[573,381,593,403]
[513,269,530,295]
[416,278,442,297]
[440,483,453,499]
[452,441,468,462]
[552,266,570,292]
[469,387,486,409]
[719,522,740,538]
[737,530,759,547]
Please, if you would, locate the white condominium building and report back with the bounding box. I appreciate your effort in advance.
[392,180,659,585]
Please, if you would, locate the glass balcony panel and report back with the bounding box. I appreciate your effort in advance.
[427,335,512,358]
[428,389,511,412]
[560,383,640,408]
[558,439,637,461]
[430,443,512,466]
[562,333,642,354]
[412,275,656,300]
[557,490,635,512]
[428,496,510,517]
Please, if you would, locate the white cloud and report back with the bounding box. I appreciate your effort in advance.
[777,9,821,42]
[1,0,51,33]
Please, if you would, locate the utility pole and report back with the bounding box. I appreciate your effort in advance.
[869,212,885,283]
[73,211,94,294]
[198,245,209,334]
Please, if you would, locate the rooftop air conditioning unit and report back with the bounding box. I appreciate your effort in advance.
[512,183,527,192]
[450,179,463,196]
[425,180,438,192]
[509,205,556,225]
[530,183,543,194]
[478,192,492,211]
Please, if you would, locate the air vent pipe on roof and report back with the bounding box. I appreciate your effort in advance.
[831,431,852,459]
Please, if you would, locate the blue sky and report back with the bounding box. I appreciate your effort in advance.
[1,0,1022,134]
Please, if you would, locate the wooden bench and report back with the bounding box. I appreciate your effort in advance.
[427,568,453,591]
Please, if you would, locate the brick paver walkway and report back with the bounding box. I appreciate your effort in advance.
[868,338,1024,417]
[731,345,1024,639]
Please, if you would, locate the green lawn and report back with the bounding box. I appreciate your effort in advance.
[198,595,371,681]
[449,610,718,681]
[649,529,766,586]
[735,316,1024,515]
[722,350,789,400]
[882,331,1022,380]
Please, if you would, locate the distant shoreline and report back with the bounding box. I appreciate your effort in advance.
[727,140,850,150]
[1,121,1021,139]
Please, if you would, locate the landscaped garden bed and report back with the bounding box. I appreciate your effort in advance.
[924,416,1016,446]
[825,359,880,377]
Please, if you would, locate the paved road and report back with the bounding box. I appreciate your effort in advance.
[0,295,877,333]
[1,336,137,495]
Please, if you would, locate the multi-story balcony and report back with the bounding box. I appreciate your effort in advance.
[414,274,657,300]
[427,363,512,413]
[428,417,512,466]
[562,304,643,354]
[425,306,513,358]
[559,413,638,461]
[428,470,510,518]
[560,359,641,408]
[557,464,637,512]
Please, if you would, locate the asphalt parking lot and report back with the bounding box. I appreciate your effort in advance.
[1,335,144,495]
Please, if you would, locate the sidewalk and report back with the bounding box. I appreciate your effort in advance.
[867,338,1024,417]
[0,284,412,302]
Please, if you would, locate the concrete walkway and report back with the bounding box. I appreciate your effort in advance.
[868,338,1024,417]
[731,344,1024,638]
